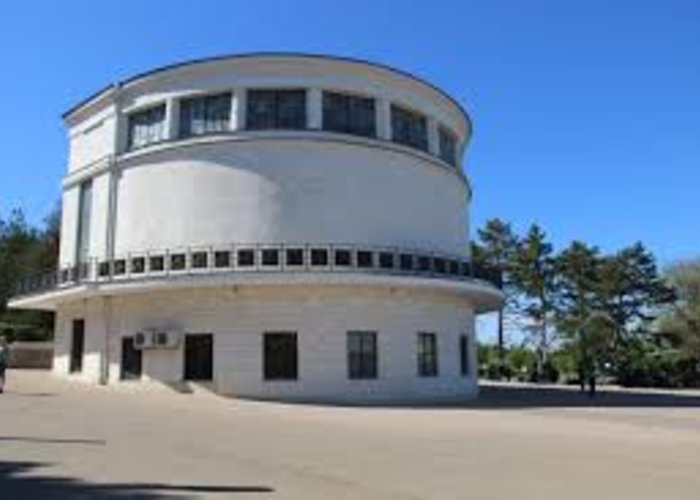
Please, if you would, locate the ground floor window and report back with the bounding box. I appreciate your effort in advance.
[263,332,298,380]
[417,332,438,377]
[347,331,378,379]
[184,334,213,381]
[70,319,85,373]
[460,335,470,376]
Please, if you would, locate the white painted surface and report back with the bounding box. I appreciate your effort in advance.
[53,285,478,402]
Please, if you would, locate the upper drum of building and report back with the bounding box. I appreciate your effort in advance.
[63,53,472,179]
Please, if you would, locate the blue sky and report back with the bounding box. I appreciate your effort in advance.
[0,0,698,264]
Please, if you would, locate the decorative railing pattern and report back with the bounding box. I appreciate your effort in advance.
[13,243,502,298]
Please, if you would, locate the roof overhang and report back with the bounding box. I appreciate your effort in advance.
[9,272,503,314]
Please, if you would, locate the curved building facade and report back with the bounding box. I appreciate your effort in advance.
[11,54,501,403]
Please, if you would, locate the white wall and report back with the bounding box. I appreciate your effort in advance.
[113,139,469,256]
[54,285,478,402]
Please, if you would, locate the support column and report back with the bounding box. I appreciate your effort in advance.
[427,117,440,156]
[377,98,392,140]
[307,88,322,130]
[166,98,180,140]
[231,87,247,131]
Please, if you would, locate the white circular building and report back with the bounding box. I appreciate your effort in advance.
[11,53,501,403]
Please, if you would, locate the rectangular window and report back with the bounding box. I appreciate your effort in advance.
[439,126,458,166]
[357,251,373,268]
[261,249,280,266]
[179,92,231,137]
[150,255,165,272]
[391,105,428,151]
[76,180,92,263]
[285,248,304,266]
[347,331,378,379]
[127,104,166,150]
[237,249,255,267]
[460,335,470,376]
[214,251,231,268]
[334,249,352,267]
[263,332,298,380]
[379,252,394,269]
[247,89,306,130]
[192,251,208,269]
[322,91,376,137]
[417,332,439,377]
[310,248,328,266]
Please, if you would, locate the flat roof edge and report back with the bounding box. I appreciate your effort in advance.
[61,52,472,131]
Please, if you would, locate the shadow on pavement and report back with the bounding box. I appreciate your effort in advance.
[241,384,700,409]
[0,461,274,499]
[0,436,106,446]
[473,384,700,409]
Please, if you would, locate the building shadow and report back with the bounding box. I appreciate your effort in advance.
[233,384,700,410]
[472,383,700,409]
[0,461,274,499]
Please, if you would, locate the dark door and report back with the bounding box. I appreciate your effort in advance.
[69,319,85,373]
[121,337,142,380]
[184,334,213,381]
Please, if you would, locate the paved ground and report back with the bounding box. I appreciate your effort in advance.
[1,371,700,499]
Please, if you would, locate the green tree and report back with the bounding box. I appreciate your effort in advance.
[511,224,558,380]
[472,218,519,374]
[596,242,675,373]
[659,259,700,360]
[555,241,601,393]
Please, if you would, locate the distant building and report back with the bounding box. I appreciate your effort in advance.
[10,54,501,402]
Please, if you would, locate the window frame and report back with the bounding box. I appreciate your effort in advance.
[438,125,458,167]
[459,334,470,376]
[391,104,428,152]
[322,90,376,138]
[417,332,439,377]
[178,92,232,138]
[126,103,167,151]
[246,88,307,130]
[347,331,378,380]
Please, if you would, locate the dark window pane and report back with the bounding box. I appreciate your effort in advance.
[449,260,460,275]
[347,331,378,379]
[214,251,231,268]
[433,258,446,274]
[460,335,470,376]
[98,262,109,277]
[170,254,186,271]
[128,104,166,150]
[310,248,328,266]
[237,249,255,267]
[179,93,231,137]
[150,255,165,272]
[192,251,208,269]
[247,89,306,130]
[131,257,145,274]
[439,126,458,166]
[262,249,280,266]
[323,91,376,138]
[400,254,413,271]
[263,332,298,380]
[357,251,373,268]
[417,332,439,377]
[334,249,352,267]
[379,252,394,269]
[286,248,304,266]
[391,105,428,151]
[113,259,126,275]
[418,256,431,272]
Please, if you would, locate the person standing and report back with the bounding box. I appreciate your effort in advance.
[0,337,9,394]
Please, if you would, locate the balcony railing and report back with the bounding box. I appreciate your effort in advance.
[13,243,502,299]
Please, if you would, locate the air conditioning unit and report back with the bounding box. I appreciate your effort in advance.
[152,330,181,349]
[133,330,154,349]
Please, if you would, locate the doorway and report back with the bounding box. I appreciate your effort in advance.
[121,337,142,380]
[69,319,85,373]
[184,334,213,381]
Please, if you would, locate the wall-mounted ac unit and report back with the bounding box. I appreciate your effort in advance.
[133,330,154,349]
[153,330,181,349]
